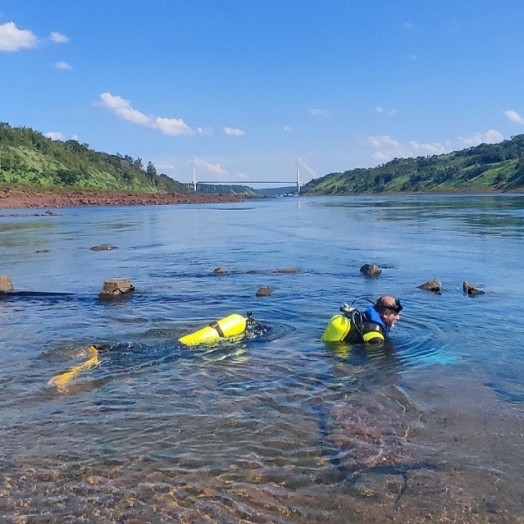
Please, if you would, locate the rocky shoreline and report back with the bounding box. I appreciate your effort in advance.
[0,188,253,210]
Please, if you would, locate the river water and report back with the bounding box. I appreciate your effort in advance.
[1,194,524,523]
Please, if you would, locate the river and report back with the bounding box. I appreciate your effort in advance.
[1,194,523,523]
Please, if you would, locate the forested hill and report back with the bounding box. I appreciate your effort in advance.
[302,134,524,195]
[0,123,256,195]
[0,123,192,193]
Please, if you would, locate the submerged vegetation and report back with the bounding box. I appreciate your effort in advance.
[302,134,524,195]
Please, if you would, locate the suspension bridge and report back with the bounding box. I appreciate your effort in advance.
[182,157,317,195]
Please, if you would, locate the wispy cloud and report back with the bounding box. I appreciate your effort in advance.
[504,110,524,125]
[97,92,194,136]
[194,157,227,174]
[197,127,213,136]
[375,106,398,117]
[49,31,68,44]
[309,108,328,117]
[45,131,78,141]
[45,131,66,141]
[367,135,447,161]
[367,130,504,162]
[55,61,72,70]
[154,116,193,136]
[458,130,504,147]
[223,127,245,136]
[283,125,293,132]
[0,21,38,51]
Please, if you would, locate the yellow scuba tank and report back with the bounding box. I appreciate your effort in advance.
[322,303,361,343]
[322,314,352,343]
[178,313,247,346]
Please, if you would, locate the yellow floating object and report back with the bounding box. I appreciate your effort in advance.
[48,346,100,393]
[321,314,352,343]
[178,313,247,346]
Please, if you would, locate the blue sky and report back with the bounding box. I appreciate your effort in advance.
[1,1,523,186]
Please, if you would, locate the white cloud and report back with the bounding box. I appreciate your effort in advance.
[458,130,504,147]
[154,116,193,136]
[55,61,72,70]
[375,106,398,116]
[236,172,249,180]
[367,135,447,161]
[197,126,213,136]
[283,125,293,132]
[49,31,68,44]
[368,130,504,163]
[194,157,227,174]
[156,163,175,170]
[98,92,150,125]
[0,21,38,51]
[45,131,65,141]
[223,126,245,136]
[504,110,524,125]
[309,108,328,117]
[97,92,194,136]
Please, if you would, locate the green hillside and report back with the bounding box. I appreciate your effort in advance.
[0,122,256,195]
[0,122,190,193]
[302,134,524,195]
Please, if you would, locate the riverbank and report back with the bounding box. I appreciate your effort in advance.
[0,188,254,210]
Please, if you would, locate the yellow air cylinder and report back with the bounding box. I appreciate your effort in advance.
[321,314,352,343]
[178,313,247,346]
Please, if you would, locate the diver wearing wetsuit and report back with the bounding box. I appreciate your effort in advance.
[349,296,402,344]
[322,295,403,345]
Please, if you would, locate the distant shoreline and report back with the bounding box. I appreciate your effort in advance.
[0,188,255,210]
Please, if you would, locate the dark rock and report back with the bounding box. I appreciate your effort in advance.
[90,245,117,251]
[0,275,14,293]
[360,263,382,277]
[256,286,274,297]
[99,279,135,300]
[273,268,300,274]
[212,267,228,274]
[417,279,442,294]
[463,281,485,296]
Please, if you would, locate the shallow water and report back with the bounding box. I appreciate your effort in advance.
[1,194,524,523]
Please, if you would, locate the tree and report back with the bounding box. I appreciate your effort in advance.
[146,161,157,184]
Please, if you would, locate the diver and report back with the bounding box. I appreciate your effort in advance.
[322,295,403,345]
[178,311,269,346]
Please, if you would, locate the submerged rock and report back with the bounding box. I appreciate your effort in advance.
[463,281,485,296]
[360,263,382,277]
[0,275,14,293]
[273,268,300,274]
[90,245,117,251]
[212,267,228,274]
[417,279,442,294]
[256,286,274,297]
[99,279,135,300]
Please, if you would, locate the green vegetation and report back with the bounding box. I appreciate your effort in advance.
[0,122,262,196]
[0,122,191,193]
[302,134,524,195]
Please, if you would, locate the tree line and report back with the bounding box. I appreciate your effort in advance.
[0,122,188,193]
[302,134,524,195]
